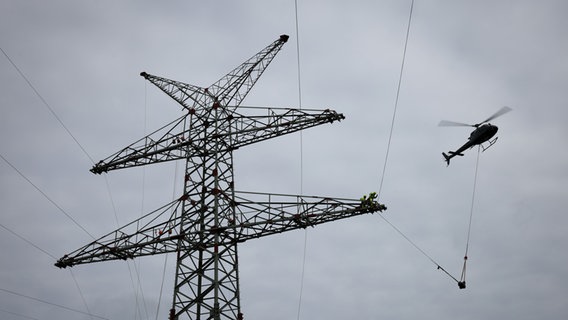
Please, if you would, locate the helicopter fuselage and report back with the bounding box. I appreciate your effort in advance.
[440,106,510,166]
[443,123,498,165]
[468,123,498,145]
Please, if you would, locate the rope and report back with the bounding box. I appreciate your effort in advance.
[378,0,414,198]
[377,213,460,284]
[459,145,482,288]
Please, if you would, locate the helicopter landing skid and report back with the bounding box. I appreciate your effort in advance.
[481,137,498,152]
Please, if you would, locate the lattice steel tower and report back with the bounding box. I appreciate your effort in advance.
[56,35,386,320]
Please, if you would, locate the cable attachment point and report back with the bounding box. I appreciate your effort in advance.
[458,255,468,289]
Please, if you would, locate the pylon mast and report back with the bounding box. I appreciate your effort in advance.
[56,35,386,320]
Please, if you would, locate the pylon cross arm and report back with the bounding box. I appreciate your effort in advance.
[55,192,386,268]
[141,71,210,111]
[90,107,344,174]
[54,198,185,268]
[90,113,195,174]
[231,192,386,241]
[214,107,345,150]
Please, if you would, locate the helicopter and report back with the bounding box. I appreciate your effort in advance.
[440,106,512,166]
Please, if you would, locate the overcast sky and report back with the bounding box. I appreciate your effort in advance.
[1,1,567,319]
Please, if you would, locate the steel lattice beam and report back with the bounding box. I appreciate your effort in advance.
[90,106,344,174]
[55,192,385,268]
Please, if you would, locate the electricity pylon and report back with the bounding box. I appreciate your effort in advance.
[56,35,386,320]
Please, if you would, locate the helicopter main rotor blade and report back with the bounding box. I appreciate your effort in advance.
[438,120,474,127]
[480,106,512,124]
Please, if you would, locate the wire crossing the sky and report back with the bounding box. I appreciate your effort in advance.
[294,1,309,319]
[0,287,110,320]
[0,220,101,319]
[0,46,95,165]
[0,153,95,239]
[1,43,111,320]
[373,0,466,287]
[378,0,414,198]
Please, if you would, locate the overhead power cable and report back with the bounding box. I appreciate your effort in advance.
[294,1,309,320]
[373,0,462,286]
[0,46,95,165]
[0,287,110,320]
[0,153,94,239]
[1,218,94,318]
[0,222,57,259]
[155,161,179,320]
[2,42,114,317]
[69,269,95,320]
[0,307,41,320]
[378,0,414,197]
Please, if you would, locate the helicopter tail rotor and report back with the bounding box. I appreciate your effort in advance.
[443,152,451,165]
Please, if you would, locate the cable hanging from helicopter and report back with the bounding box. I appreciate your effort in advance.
[438,106,511,289]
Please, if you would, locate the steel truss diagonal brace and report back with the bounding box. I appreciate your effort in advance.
[207,34,289,108]
[225,107,344,150]
[55,198,185,268]
[140,72,210,111]
[90,114,195,174]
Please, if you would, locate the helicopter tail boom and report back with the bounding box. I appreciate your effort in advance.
[442,151,464,166]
